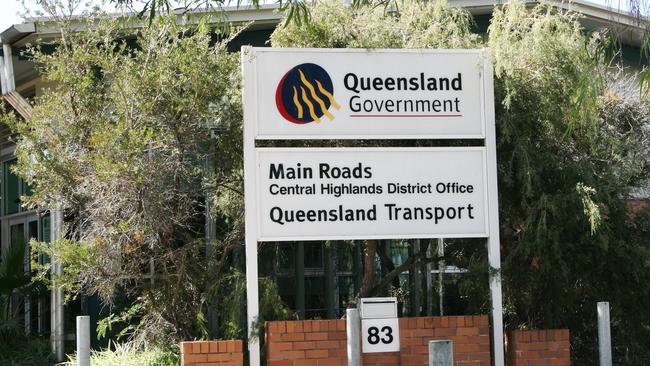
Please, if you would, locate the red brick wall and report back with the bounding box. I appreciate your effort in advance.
[180,340,244,366]
[398,316,490,366]
[266,319,347,366]
[506,329,570,366]
[266,315,490,366]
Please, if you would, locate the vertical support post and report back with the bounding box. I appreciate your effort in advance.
[437,239,445,316]
[295,242,305,319]
[2,43,15,93]
[205,155,218,337]
[51,208,65,362]
[483,49,505,366]
[352,242,362,294]
[76,316,90,366]
[24,230,31,336]
[242,47,261,366]
[325,242,338,319]
[425,242,433,316]
[597,302,612,366]
[0,57,7,94]
[409,240,421,316]
[346,308,361,366]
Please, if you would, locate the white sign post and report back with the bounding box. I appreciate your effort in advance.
[242,47,504,366]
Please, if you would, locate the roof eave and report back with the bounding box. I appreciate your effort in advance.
[0,23,36,44]
[0,1,647,46]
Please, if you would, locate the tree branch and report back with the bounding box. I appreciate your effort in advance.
[367,241,430,297]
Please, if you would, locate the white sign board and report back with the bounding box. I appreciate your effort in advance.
[256,147,488,241]
[361,317,400,353]
[243,48,486,139]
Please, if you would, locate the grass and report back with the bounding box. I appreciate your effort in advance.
[0,338,178,366]
[64,342,179,366]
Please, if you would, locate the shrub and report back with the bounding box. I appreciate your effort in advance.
[0,337,55,366]
[63,343,178,366]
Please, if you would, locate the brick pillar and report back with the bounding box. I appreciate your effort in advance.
[180,340,244,366]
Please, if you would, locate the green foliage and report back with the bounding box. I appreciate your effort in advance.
[0,237,30,294]
[0,337,55,366]
[29,238,94,301]
[2,6,294,345]
[271,0,479,49]
[63,342,178,366]
[490,3,649,365]
[214,270,295,341]
[491,3,649,364]
[0,239,30,343]
[2,12,249,343]
[97,303,144,341]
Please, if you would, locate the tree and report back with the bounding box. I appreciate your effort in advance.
[2,12,256,343]
[271,0,650,364]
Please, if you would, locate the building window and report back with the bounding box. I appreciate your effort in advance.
[2,159,33,216]
[5,159,20,215]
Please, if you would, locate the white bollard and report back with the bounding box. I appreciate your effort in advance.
[76,316,91,366]
[597,302,612,366]
[346,308,361,366]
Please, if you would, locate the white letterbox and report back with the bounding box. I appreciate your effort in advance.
[359,297,401,353]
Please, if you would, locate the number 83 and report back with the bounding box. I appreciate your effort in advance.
[367,326,393,345]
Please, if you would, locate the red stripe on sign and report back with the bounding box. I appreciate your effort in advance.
[349,114,463,118]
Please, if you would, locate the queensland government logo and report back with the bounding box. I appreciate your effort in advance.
[275,63,340,124]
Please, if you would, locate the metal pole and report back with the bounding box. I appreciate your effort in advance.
[76,316,90,366]
[241,47,261,366]
[425,243,433,316]
[204,155,218,337]
[24,234,31,336]
[325,242,338,319]
[0,57,7,94]
[51,208,65,362]
[295,242,305,319]
[411,240,420,316]
[483,49,506,366]
[597,302,612,366]
[437,239,444,316]
[346,308,361,366]
[2,43,15,92]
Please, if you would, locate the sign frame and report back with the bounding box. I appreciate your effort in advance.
[242,46,504,366]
